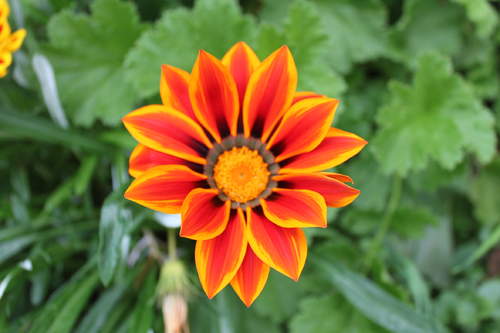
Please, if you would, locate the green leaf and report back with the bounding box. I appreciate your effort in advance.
[73,155,98,196]
[280,1,327,68]
[390,207,438,238]
[314,257,445,333]
[389,0,464,67]
[0,110,108,152]
[342,205,437,239]
[99,299,134,333]
[477,279,500,319]
[98,189,132,286]
[390,254,432,316]
[45,273,99,333]
[30,270,50,306]
[452,0,498,38]
[290,294,387,333]
[299,65,345,100]
[45,0,146,126]
[127,269,156,333]
[0,234,37,264]
[372,52,496,176]
[43,155,100,212]
[190,289,280,333]
[409,218,454,288]
[470,158,500,225]
[336,78,386,139]
[258,0,289,24]
[253,270,305,323]
[0,222,96,265]
[10,168,30,203]
[466,53,500,100]
[309,0,388,74]
[29,262,99,333]
[74,284,128,333]
[43,177,76,213]
[125,0,257,99]
[256,1,345,96]
[339,153,390,211]
[409,161,469,193]
[454,224,500,273]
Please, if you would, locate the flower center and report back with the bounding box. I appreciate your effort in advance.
[213,147,269,203]
[204,135,278,209]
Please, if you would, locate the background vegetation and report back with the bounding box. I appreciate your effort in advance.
[1,0,500,332]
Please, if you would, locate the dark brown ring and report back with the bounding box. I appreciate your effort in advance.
[203,135,279,209]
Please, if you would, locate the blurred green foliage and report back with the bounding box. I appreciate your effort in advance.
[1,0,500,332]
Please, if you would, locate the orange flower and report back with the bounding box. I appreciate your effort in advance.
[123,42,367,306]
[0,0,26,78]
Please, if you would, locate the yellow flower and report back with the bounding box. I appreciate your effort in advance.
[0,0,26,78]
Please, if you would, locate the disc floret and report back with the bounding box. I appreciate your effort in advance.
[204,136,278,208]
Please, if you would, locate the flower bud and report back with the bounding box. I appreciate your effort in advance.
[157,259,191,333]
[162,293,188,333]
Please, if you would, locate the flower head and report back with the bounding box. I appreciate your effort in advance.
[0,0,26,78]
[123,42,367,306]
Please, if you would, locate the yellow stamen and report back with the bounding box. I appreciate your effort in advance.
[213,147,270,203]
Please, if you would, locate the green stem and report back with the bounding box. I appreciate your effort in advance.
[167,228,177,259]
[364,174,402,272]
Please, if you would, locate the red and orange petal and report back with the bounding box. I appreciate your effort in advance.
[4,28,26,52]
[275,173,360,208]
[180,189,231,240]
[267,97,338,162]
[324,172,354,184]
[195,209,247,298]
[260,189,326,228]
[0,19,10,41]
[122,105,212,164]
[222,41,260,105]
[129,144,202,178]
[279,127,367,173]
[246,207,307,281]
[190,50,239,142]
[243,46,297,141]
[292,91,324,104]
[160,65,196,121]
[231,247,270,307]
[0,0,9,22]
[124,165,206,214]
[0,51,12,78]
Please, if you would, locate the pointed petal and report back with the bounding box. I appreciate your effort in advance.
[246,207,307,280]
[280,128,367,173]
[160,65,196,121]
[190,50,239,141]
[323,172,354,183]
[222,41,260,105]
[260,189,326,228]
[129,144,203,178]
[0,0,10,23]
[195,209,247,298]
[275,173,360,208]
[267,98,339,162]
[122,105,212,165]
[231,247,270,307]
[0,52,12,78]
[124,165,206,214]
[0,20,11,42]
[180,189,231,240]
[243,46,297,141]
[5,28,26,52]
[292,91,324,104]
